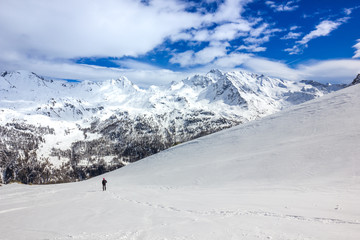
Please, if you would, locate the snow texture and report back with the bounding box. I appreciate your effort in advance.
[0,83,359,239]
[0,70,346,179]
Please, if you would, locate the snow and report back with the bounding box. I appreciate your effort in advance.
[0,69,341,121]
[1,70,347,171]
[0,83,359,239]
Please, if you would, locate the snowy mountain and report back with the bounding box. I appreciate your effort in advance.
[0,70,347,184]
[0,83,359,240]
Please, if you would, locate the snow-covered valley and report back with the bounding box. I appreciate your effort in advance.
[0,82,359,240]
[0,70,346,184]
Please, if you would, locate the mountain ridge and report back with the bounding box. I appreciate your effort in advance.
[0,69,348,184]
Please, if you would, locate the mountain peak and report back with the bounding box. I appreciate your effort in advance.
[108,76,143,92]
[208,69,224,75]
[0,70,48,90]
[182,74,214,88]
[206,69,226,80]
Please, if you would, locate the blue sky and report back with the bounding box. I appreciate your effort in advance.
[0,0,359,87]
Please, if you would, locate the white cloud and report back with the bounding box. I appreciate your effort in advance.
[172,10,256,44]
[173,18,254,44]
[266,0,299,12]
[192,30,211,42]
[212,53,252,69]
[344,8,352,15]
[249,23,269,38]
[238,45,266,52]
[169,51,196,67]
[1,0,357,87]
[0,53,190,88]
[0,0,202,59]
[170,31,193,42]
[112,59,161,71]
[290,26,300,31]
[202,54,360,84]
[352,39,360,59]
[284,45,303,55]
[344,6,360,15]
[286,18,349,55]
[170,42,229,67]
[244,24,282,45]
[170,20,281,67]
[298,18,348,45]
[194,43,229,64]
[245,35,270,45]
[0,0,269,76]
[241,57,302,80]
[281,32,302,40]
[296,59,360,83]
[2,50,359,88]
[211,21,252,41]
[210,0,252,22]
[169,0,257,45]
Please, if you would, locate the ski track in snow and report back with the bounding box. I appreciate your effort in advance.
[107,192,359,226]
[0,206,29,215]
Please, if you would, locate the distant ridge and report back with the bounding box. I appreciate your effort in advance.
[0,69,348,184]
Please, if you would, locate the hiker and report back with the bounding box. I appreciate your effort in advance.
[102,178,107,191]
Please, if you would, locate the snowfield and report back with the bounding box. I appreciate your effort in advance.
[0,70,346,183]
[0,84,359,239]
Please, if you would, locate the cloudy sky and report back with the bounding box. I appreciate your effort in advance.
[0,0,359,87]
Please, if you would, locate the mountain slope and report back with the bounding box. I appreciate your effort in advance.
[0,83,359,240]
[0,70,347,183]
[107,80,359,188]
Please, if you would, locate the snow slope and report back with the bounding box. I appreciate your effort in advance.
[1,70,346,183]
[0,84,359,240]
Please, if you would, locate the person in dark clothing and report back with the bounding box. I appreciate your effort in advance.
[102,178,107,191]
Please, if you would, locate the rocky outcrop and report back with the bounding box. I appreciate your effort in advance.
[350,74,360,85]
